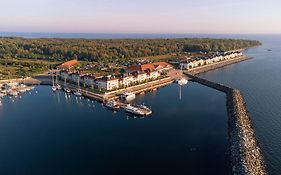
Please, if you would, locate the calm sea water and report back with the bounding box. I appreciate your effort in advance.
[200,35,281,175]
[0,83,229,175]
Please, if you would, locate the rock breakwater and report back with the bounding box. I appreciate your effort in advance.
[184,72,267,175]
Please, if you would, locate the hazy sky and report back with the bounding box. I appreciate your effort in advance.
[1,0,281,34]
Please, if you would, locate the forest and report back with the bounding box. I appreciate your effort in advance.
[0,37,261,62]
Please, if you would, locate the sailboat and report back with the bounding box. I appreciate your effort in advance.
[63,76,71,94]
[55,74,62,90]
[52,74,57,92]
[73,77,82,96]
[176,64,188,86]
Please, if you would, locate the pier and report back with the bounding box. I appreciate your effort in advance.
[184,72,267,175]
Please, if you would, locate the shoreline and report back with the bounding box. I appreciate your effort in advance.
[188,55,252,75]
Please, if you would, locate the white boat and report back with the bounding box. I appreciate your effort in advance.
[120,92,136,101]
[104,100,121,110]
[56,84,62,90]
[52,86,57,92]
[52,74,57,92]
[137,104,152,112]
[177,78,188,86]
[124,104,145,116]
[64,88,71,94]
[73,77,82,96]
[73,91,82,96]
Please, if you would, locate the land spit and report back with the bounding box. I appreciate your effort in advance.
[188,56,252,75]
[184,73,267,175]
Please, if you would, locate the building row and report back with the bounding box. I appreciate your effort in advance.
[180,52,243,70]
[59,62,172,91]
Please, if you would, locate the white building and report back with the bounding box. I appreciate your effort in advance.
[95,76,119,91]
[120,75,134,87]
[147,71,159,79]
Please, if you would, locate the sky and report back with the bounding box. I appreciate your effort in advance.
[0,0,281,34]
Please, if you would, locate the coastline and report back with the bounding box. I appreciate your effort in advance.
[188,55,252,75]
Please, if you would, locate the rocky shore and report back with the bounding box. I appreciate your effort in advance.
[184,72,267,175]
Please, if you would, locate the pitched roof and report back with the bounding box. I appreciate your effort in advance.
[127,62,172,72]
[58,60,79,69]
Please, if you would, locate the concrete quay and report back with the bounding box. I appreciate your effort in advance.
[184,72,267,175]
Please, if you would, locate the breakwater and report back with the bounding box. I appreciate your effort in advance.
[184,72,267,175]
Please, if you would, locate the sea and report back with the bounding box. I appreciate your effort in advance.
[0,33,281,175]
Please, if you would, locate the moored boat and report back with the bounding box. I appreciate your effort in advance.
[124,104,145,116]
[104,100,121,110]
[120,92,136,101]
[64,88,71,94]
[177,78,188,86]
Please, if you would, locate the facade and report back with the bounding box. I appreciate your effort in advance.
[181,52,243,70]
[95,76,119,90]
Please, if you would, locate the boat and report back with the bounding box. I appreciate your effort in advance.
[55,75,62,90]
[73,90,82,96]
[64,88,71,94]
[177,64,188,85]
[56,84,62,90]
[52,86,57,92]
[120,92,136,101]
[177,78,188,86]
[124,104,145,116]
[52,74,57,92]
[73,77,82,96]
[137,104,151,112]
[104,100,121,110]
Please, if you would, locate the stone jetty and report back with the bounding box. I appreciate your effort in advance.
[184,72,267,175]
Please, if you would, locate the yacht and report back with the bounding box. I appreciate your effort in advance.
[104,100,121,110]
[73,90,82,96]
[52,86,57,92]
[74,77,82,96]
[120,92,136,101]
[124,104,145,116]
[137,104,152,113]
[52,74,57,92]
[177,78,188,86]
[64,88,71,94]
[56,84,62,90]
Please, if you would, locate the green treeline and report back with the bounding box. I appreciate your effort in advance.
[0,37,261,62]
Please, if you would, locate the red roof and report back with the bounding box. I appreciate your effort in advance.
[127,62,172,72]
[58,60,79,70]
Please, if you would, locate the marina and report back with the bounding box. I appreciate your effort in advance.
[0,82,230,175]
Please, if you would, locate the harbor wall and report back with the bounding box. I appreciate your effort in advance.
[184,72,267,175]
